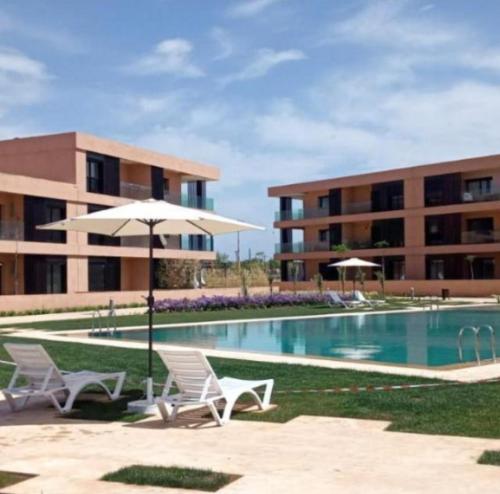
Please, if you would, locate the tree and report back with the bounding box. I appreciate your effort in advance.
[356,267,366,292]
[312,273,324,294]
[466,255,476,280]
[290,261,301,294]
[332,243,350,294]
[374,240,390,284]
[374,270,386,299]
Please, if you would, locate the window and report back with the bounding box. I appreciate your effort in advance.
[163,178,170,199]
[472,257,495,279]
[393,259,405,280]
[86,155,104,193]
[318,196,329,210]
[319,229,329,242]
[465,177,492,198]
[89,257,121,291]
[24,196,66,243]
[24,255,67,294]
[429,259,444,280]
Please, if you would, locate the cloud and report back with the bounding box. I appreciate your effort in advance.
[226,0,284,19]
[220,48,305,85]
[326,0,462,48]
[211,27,234,60]
[126,38,204,77]
[0,47,49,113]
[0,10,84,54]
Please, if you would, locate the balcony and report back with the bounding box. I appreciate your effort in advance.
[275,238,404,254]
[181,235,214,251]
[342,201,372,215]
[120,181,152,200]
[461,230,500,244]
[0,220,24,241]
[165,193,214,211]
[275,207,330,222]
[461,188,500,204]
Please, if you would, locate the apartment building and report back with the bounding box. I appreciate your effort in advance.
[268,155,500,296]
[0,132,219,310]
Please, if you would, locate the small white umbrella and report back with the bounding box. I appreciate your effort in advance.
[39,199,264,410]
[328,257,380,293]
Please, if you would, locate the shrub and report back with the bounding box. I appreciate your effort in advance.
[154,293,330,313]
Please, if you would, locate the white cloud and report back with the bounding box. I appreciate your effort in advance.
[211,27,234,60]
[126,38,204,77]
[226,0,284,18]
[327,0,462,48]
[0,47,49,112]
[220,48,305,85]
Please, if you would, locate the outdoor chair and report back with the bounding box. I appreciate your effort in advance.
[2,343,126,414]
[353,290,385,308]
[156,349,274,426]
[326,290,363,309]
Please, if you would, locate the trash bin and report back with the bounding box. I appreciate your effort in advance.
[441,288,450,300]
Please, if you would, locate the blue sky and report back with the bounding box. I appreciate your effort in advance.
[2,0,500,258]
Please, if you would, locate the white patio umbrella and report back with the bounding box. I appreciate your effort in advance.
[39,199,264,411]
[328,257,380,293]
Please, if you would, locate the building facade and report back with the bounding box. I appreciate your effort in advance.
[0,132,219,310]
[269,155,500,296]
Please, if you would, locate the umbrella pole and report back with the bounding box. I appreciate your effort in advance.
[146,221,155,404]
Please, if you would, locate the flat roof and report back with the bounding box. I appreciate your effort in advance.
[0,131,220,181]
[268,153,500,196]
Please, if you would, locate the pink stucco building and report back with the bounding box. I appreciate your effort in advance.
[0,132,219,311]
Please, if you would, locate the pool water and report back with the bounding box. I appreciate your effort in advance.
[103,307,500,367]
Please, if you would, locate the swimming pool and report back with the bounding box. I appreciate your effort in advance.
[99,307,500,368]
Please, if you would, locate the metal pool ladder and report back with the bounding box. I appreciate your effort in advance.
[90,300,117,336]
[458,325,496,365]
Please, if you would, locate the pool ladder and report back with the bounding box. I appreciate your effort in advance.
[458,325,496,365]
[90,302,117,336]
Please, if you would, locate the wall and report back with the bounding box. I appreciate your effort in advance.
[278,280,500,297]
[0,286,268,312]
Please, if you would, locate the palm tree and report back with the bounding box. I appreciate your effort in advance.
[332,243,350,293]
[465,255,476,280]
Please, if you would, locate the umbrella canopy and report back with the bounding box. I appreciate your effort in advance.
[329,257,380,268]
[39,199,262,237]
[39,198,263,411]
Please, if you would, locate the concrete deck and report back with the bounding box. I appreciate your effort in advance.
[1,398,499,493]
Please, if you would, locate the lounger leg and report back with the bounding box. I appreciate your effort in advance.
[3,391,22,412]
[262,380,274,407]
[58,386,83,414]
[156,399,173,422]
[109,373,126,400]
[208,401,224,426]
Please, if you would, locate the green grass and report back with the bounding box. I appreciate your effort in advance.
[478,450,500,466]
[0,298,472,331]
[0,471,34,489]
[2,335,500,438]
[102,465,238,491]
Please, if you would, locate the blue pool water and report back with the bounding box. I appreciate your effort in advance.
[102,307,500,367]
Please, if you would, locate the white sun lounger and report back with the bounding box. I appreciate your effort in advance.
[2,343,126,414]
[326,290,362,309]
[353,290,385,307]
[156,349,274,426]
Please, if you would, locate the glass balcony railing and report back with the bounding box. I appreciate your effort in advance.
[0,220,24,241]
[461,230,500,244]
[165,193,214,211]
[120,181,152,200]
[461,188,500,203]
[181,235,214,251]
[275,239,404,254]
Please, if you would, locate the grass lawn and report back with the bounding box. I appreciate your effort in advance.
[0,471,34,489]
[2,335,500,439]
[0,298,473,331]
[102,465,239,491]
[478,450,500,466]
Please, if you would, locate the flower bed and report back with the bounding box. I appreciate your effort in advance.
[154,293,331,313]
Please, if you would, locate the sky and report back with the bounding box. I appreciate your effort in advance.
[2,0,500,259]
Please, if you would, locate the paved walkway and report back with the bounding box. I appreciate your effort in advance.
[1,399,499,493]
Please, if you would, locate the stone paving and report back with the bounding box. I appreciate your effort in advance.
[1,398,500,494]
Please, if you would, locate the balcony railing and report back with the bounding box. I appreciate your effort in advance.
[275,207,332,221]
[461,230,500,244]
[120,181,152,200]
[181,235,214,251]
[276,238,404,254]
[342,201,372,215]
[165,193,214,211]
[0,220,24,241]
[462,189,500,204]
